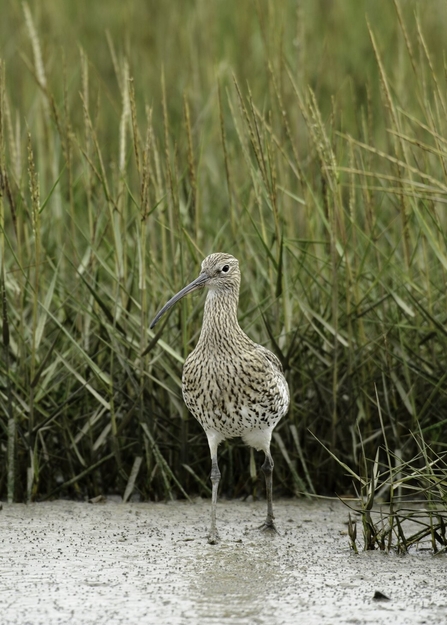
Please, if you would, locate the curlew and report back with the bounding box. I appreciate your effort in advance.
[150,253,290,543]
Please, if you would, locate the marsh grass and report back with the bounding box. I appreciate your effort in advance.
[343,416,447,554]
[1,1,447,510]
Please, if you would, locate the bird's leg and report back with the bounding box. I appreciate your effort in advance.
[208,455,221,544]
[259,451,278,533]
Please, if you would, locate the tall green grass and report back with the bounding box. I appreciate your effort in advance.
[1,1,447,506]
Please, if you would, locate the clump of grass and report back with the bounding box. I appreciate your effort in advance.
[0,2,447,506]
[338,391,447,553]
[344,434,447,554]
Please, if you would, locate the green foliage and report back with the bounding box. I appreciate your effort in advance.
[1,0,447,503]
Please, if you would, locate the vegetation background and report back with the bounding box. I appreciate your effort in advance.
[1,0,447,506]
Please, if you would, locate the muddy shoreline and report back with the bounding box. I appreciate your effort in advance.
[1,499,446,624]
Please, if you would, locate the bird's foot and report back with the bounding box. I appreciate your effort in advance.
[207,531,219,545]
[259,519,279,535]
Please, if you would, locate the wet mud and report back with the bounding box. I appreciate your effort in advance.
[1,499,446,624]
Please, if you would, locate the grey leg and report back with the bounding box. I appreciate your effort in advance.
[208,456,221,544]
[259,451,278,533]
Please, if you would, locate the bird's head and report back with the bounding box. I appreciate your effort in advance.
[150,253,240,329]
[199,253,240,291]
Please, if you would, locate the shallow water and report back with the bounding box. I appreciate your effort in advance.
[1,499,446,624]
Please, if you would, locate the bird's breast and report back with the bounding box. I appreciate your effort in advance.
[181,344,289,437]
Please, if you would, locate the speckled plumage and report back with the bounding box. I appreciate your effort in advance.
[182,257,289,446]
[150,253,290,543]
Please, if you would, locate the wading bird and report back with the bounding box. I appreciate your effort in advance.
[150,253,289,543]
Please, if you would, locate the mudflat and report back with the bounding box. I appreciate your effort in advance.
[1,499,446,624]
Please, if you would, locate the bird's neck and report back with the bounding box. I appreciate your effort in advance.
[198,288,244,346]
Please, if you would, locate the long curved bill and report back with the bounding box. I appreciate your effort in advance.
[150,272,209,329]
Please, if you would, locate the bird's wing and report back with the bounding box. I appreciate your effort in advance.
[254,343,284,374]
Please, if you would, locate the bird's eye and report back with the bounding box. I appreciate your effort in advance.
[221,264,230,273]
